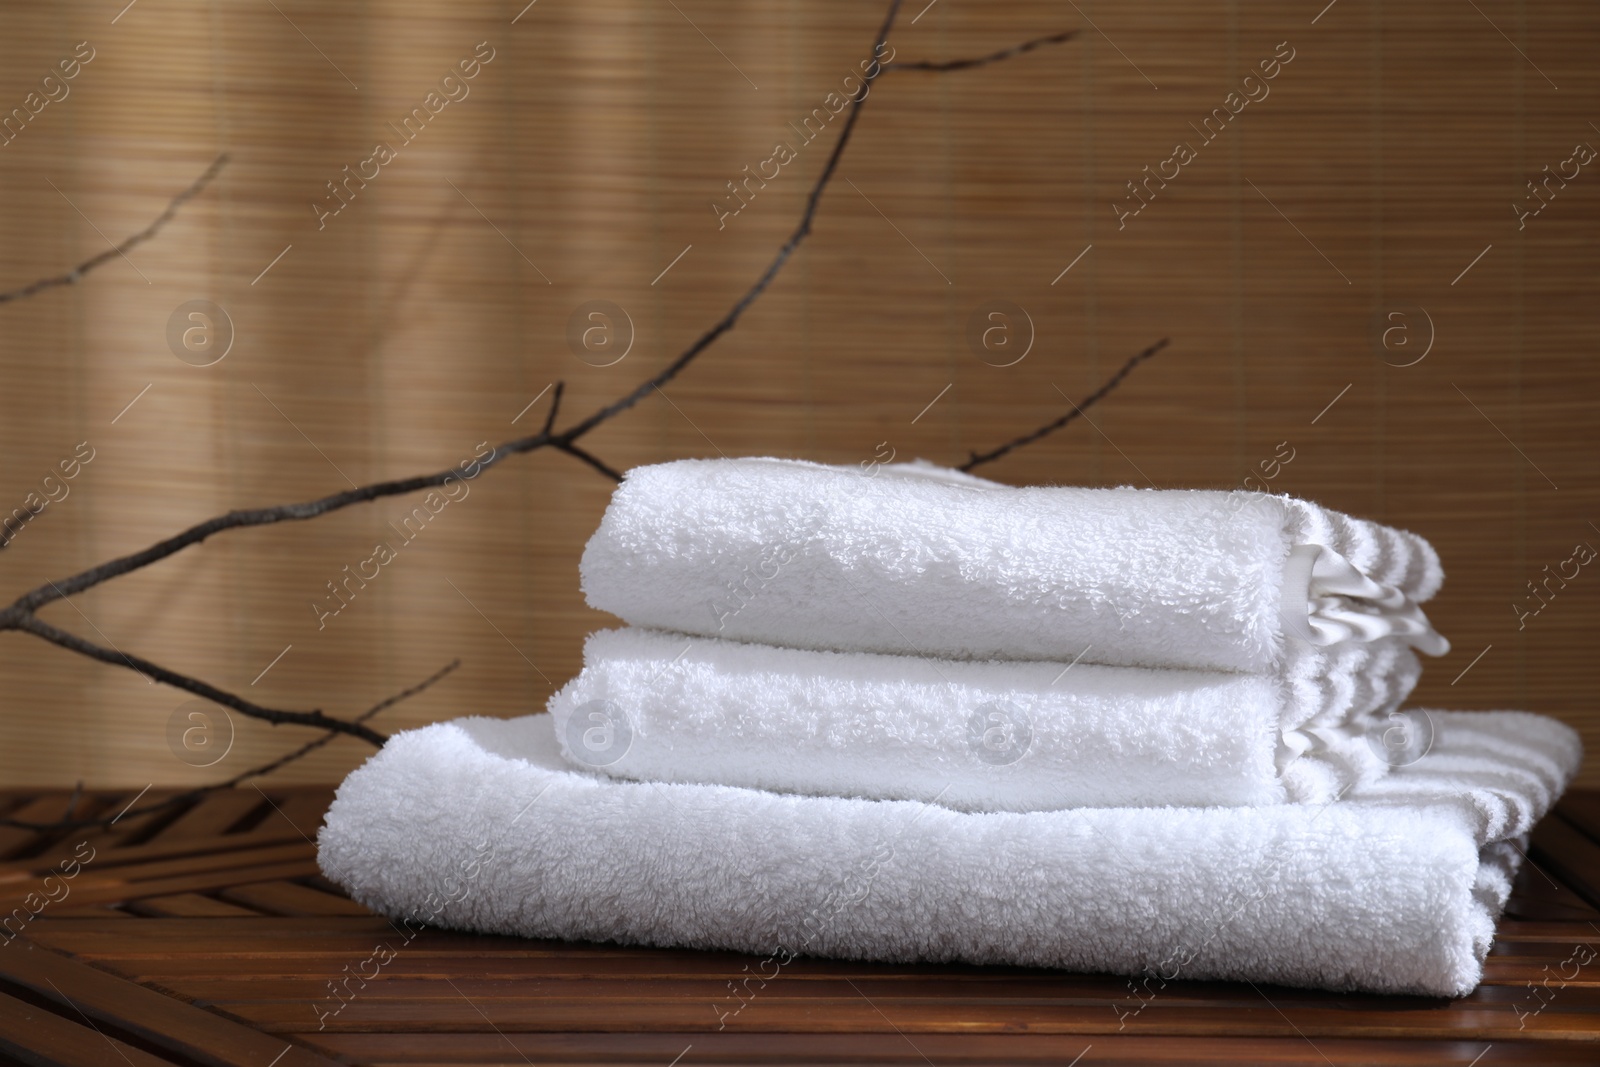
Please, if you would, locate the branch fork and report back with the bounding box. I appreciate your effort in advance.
[0,5,1161,832]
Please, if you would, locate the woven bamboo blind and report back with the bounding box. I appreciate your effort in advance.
[0,0,1596,787]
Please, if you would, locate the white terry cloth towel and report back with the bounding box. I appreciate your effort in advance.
[318,709,1580,998]
[579,457,1450,673]
[546,627,1426,809]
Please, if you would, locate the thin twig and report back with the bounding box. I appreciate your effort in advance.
[552,0,912,443]
[884,28,1080,72]
[0,660,459,833]
[0,1,940,721]
[540,381,566,436]
[553,440,626,481]
[13,613,386,745]
[960,338,1169,471]
[3,1,1003,619]
[4,6,1016,619]
[0,154,228,306]
[353,658,460,724]
[4,454,547,617]
[0,9,1111,785]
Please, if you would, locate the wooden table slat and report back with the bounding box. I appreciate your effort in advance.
[0,937,341,1067]
[0,987,176,1067]
[71,790,192,855]
[1556,793,1600,847]
[1531,815,1600,911]
[72,842,317,886]
[45,904,135,919]
[120,972,1520,1007]
[293,1031,1594,1066]
[68,942,1600,981]
[146,791,273,843]
[0,796,113,862]
[2,860,322,920]
[217,879,375,917]
[198,992,1600,1039]
[250,790,337,842]
[1502,855,1600,921]
[0,830,311,886]
[123,892,270,919]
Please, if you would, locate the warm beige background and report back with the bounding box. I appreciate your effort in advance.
[0,0,1595,787]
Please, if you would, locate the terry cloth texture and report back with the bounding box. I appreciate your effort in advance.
[579,458,1447,673]
[318,709,1578,997]
[547,627,1425,809]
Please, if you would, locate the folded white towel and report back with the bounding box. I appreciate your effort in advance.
[318,709,1579,997]
[548,627,1424,808]
[580,458,1449,673]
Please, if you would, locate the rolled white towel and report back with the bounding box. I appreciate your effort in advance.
[547,627,1424,809]
[580,458,1449,673]
[317,709,1580,998]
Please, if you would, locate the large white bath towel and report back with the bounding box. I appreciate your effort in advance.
[318,709,1579,997]
[580,458,1448,673]
[547,627,1425,809]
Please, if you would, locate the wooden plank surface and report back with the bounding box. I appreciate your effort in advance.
[292,1032,1594,1066]
[123,892,263,919]
[0,939,339,1067]
[2,786,1599,1064]
[217,879,375,917]
[0,989,175,1067]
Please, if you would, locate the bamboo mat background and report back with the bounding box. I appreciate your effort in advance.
[0,0,1596,787]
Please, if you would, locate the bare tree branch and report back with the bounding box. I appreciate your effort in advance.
[553,2,914,444]
[4,458,556,617]
[0,7,1151,805]
[884,28,1081,72]
[12,613,386,745]
[960,338,1169,472]
[0,154,229,306]
[540,381,566,436]
[553,439,626,482]
[0,660,459,833]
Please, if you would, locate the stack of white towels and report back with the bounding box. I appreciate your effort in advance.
[320,458,1582,998]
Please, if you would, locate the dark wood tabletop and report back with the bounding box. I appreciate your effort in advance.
[2,785,1598,1066]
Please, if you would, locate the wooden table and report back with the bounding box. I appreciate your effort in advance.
[2,786,1598,1065]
